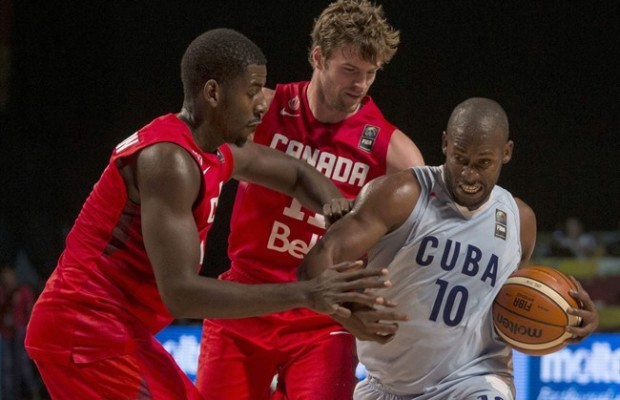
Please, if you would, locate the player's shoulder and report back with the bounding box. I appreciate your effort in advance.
[264,81,308,109]
[132,142,201,203]
[356,169,420,230]
[364,168,420,202]
[272,81,307,95]
[513,196,530,207]
[513,197,535,219]
[137,142,197,176]
[387,129,425,172]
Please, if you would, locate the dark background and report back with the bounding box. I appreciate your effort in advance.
[1,1,618,279]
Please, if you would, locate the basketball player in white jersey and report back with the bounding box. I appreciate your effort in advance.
[298,97,599,400]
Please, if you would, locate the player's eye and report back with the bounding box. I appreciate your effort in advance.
[478,160,492,168]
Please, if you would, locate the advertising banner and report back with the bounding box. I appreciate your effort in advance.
[157,327,620,399]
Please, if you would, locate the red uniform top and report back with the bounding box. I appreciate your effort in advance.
[26,114,233,364]
[216,81,395,333]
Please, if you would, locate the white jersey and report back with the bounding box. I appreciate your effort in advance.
[358,165,521,396]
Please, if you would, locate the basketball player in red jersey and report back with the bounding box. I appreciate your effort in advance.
[196,2,425,399]
[24,29,395,400]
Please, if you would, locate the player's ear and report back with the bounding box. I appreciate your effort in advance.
[203,79,219,106]
[441,131,448,155]
[502,140,514,164]
[311,46,324,70]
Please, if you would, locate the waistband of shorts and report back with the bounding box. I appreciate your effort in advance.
[366,375,422,399]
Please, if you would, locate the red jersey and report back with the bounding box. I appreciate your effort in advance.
[26,114,233,364]
[228,82,394,282]
[216,81,394,329]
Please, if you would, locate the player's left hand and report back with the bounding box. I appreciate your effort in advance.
[565,276,599,344]
[305,262,394,317]
[332,303,408,344]
[323,198,354,228]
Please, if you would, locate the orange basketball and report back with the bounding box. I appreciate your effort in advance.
[492,265,582,356]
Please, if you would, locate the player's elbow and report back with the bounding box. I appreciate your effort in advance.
[160,293,186,318]
[158,282,195,319]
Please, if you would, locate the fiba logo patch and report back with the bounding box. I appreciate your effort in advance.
[359,125,380,152]
[495,209,507,240]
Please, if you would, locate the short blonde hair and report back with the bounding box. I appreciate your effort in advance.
[309,0,400,66]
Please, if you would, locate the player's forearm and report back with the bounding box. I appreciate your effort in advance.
[298,241,334,281]
[162,277,311,319]
[164,269,390,319]
[292,163,342,213]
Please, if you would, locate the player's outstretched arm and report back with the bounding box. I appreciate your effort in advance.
[297,262,393,318]
[230,141,342,214]
[136,143,394,319]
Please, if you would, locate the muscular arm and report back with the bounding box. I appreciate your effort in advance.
[297,171,419,341]
[230,140,342,214]
[298,170,420,280]
[135,143,386,319]
[386,129,425,174]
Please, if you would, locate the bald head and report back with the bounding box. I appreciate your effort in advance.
[446,97,509,142]
[441,97,514,210]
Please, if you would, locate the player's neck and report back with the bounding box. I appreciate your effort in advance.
[177,109,221,153]
[306,80,360,124]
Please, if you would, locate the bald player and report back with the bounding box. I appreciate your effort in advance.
[298,97,599,400]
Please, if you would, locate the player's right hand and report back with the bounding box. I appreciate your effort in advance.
[304,261,392,317]
[565,276,599,343]
[323,198,354,228]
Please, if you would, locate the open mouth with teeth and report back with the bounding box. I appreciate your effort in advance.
[460,184,482,194]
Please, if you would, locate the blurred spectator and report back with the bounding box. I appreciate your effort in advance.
[0,264,40,400]
[551,216,599,259]
[602,218,620,257]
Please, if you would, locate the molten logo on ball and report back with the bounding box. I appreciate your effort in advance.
[494,311,542,338]
[492,266,582,356]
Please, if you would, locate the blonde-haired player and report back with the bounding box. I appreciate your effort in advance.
[196,1,424,399]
